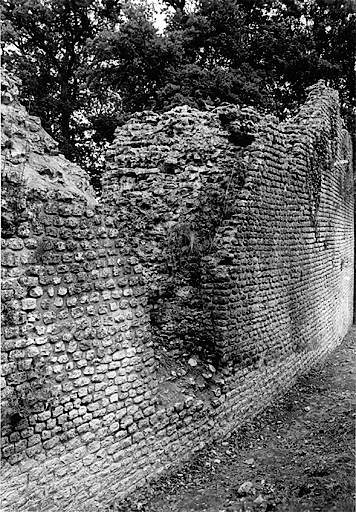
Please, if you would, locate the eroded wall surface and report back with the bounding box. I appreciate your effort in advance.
[1,71,354,512]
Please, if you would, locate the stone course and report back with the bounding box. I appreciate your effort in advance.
[1,70,354,511]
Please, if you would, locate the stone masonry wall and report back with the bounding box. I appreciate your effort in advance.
[1,70,354,512]
[202,84,354,364]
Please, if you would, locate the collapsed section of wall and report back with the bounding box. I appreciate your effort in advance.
[102,104,262,368]
[1,70,354,512]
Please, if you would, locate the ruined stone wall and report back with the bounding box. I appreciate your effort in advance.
[202,84,354,364]
[1,72,354,512]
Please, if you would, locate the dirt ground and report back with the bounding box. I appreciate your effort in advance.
[115,327,356,512]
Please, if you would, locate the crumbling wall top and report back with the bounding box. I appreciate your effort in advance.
[1,68,96,206]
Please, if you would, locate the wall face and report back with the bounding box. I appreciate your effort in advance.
[1,73,354,512]
[202,85,354,364]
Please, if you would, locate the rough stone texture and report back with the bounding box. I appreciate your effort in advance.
[1,69,354,512]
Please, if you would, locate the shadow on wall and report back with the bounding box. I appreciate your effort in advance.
[0,70,354,512]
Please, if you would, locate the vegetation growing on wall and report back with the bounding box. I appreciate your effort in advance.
[155,165,246,361]
[0,62,353,511]
[306,132,328,236]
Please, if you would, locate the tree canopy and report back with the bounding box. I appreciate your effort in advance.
[2,0,355,191]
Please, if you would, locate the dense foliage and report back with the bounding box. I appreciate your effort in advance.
[2,0,355,190]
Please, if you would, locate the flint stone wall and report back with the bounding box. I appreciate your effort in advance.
[1,71,354,512]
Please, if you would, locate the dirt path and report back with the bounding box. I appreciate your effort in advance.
[115,328,356,512]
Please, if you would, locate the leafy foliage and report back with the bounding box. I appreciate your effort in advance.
[2,0,355,190]
[160,0,355,119]
[1,0,123,189]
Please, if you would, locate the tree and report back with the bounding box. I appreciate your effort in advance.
[1,0,122,187]
[2,0,354,191]
[158,0,355,124]
[305,0,356,127]
[84,2,176,117]
[1,0,174,189]
[164,0,187,11]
